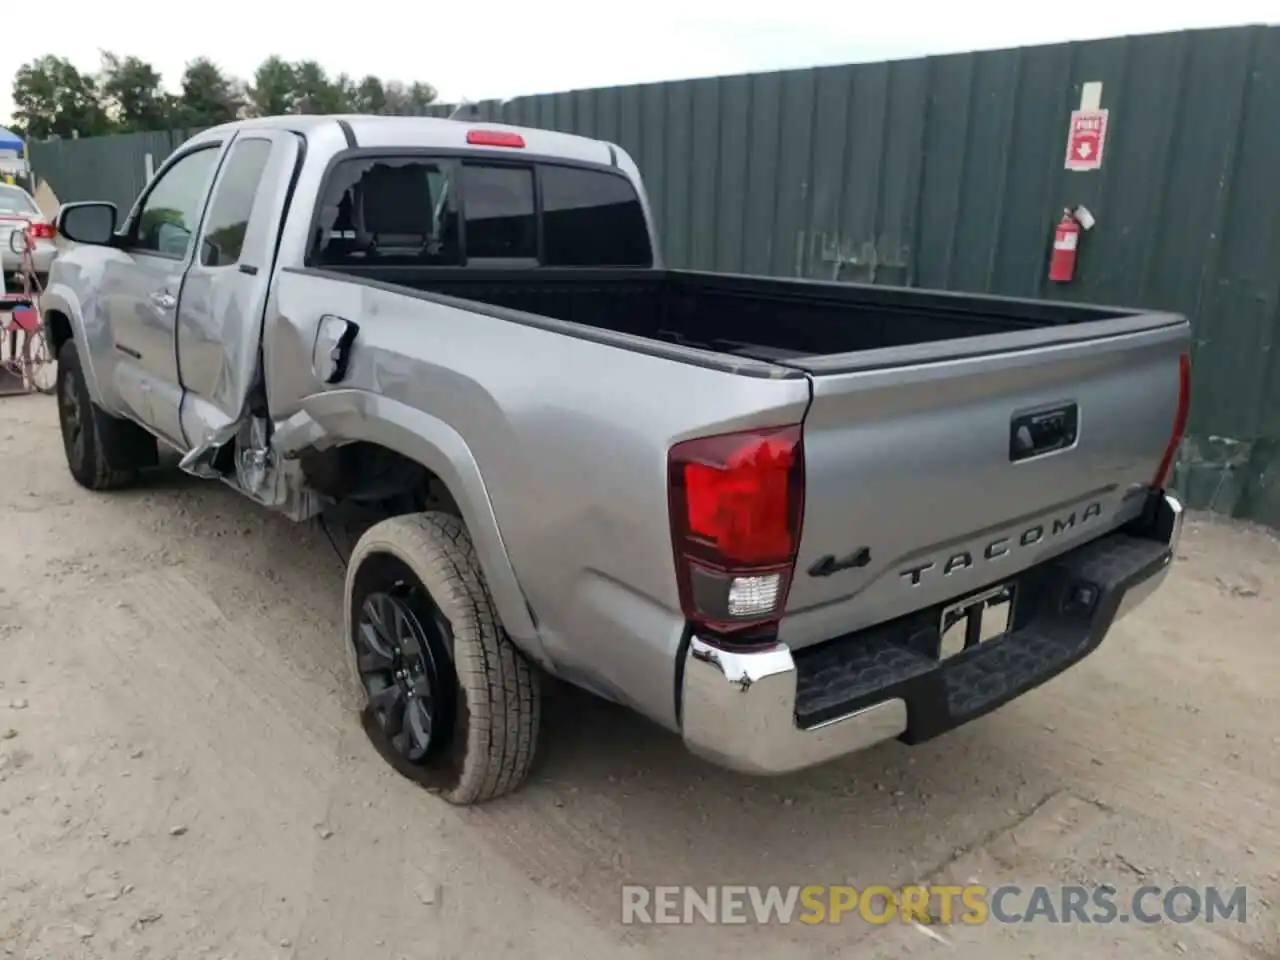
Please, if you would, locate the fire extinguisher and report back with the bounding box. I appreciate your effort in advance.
[1049,208,1080,283]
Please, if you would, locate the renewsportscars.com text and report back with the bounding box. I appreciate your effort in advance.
[621,884,1248,926]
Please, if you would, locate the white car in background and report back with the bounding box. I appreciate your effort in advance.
[0,182,58,286]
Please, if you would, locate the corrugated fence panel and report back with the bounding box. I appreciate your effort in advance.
[916,51,974,291]
[687,78,720,271]
[805,65,853,283]
[713,75,751,273]
[662,79,694,271]
[21,25,1280,524]
[879,58,929,289]
[743,71,783,277]
[991,43,1070,299]
[837,61,887,280]
[774,69,815,280]
[30,129,181,214]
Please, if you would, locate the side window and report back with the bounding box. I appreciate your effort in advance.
[313,158,460,267]
[133,148,220,258]
[541,166,653,267]
[461,165,536,261]
[198,138,273,267]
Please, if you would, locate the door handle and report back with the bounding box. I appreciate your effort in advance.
[150,292,176,310]
[1009,403,1079,462]
[313,315,360,383]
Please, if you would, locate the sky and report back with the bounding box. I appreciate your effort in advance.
[4,0,1277,126]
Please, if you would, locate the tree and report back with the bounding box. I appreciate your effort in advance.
[407,82,438,112]
[376,80,439,116]
[9,52,439,136]
[247,55,297,117]
[291,60,347,114]
[10,55,112,139]
[349,75,387,115]
[99,52,172,132]
[381,81,410,116]
[178,57,242,128]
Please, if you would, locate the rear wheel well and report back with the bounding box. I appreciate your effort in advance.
[308,441,540,662]
[300,442,461,520]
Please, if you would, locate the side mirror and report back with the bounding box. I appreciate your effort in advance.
[55,201,118,246]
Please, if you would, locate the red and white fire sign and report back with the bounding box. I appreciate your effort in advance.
[1064,108,1108,171]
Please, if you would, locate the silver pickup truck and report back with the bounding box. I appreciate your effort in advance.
[44,115,1191,804]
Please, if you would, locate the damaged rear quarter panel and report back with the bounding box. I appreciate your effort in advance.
[265,268,810,729]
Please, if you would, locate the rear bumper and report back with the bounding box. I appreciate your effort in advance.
[679,492,1183,775]
[1113,493,1183,622]
[2,242,56,276]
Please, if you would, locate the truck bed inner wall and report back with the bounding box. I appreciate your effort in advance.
[322,268,1130,362]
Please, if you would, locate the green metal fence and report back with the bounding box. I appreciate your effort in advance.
[31,130,183,220]
[28,24,1280,525]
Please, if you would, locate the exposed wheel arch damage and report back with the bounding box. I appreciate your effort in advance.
[307,439,551,672]
[44,309,73,356]
[276,393,548,669]
[301,441,462,516]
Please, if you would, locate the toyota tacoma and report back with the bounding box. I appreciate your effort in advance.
[42,115,1190,803]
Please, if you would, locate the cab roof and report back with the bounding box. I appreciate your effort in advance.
[190,114,617,168]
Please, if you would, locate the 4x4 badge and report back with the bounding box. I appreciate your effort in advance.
[808,547,872,578]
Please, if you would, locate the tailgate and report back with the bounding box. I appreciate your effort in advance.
[780,313,1189,650]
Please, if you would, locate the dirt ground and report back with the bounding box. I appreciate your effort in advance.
[0,394,1276,960]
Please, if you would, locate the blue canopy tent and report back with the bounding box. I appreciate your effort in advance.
[0,126,23,155]
[0,127,28,186]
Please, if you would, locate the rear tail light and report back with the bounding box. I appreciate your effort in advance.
[1152,351,1191,489]
[668,425,804,641]
[30,223,56,240]
[465,129,525,148]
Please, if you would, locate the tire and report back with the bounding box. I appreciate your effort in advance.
[56,339,157,490]
[344,511,541,804]
[27,330,56,395]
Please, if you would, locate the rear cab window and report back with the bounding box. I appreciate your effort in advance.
[312,153,652,268]
[314,158,460,267]
[461,165,536,261]
[540,165,651,267]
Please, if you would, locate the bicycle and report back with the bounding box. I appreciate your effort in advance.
[1,215,55,395]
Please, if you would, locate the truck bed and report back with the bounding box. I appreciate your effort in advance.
[329,267,1139,367]
[294,263,1187,655]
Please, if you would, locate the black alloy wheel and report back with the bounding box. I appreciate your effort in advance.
[352,555,457,765]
